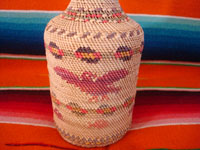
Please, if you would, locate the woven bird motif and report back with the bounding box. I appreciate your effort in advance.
[54,66,129,102]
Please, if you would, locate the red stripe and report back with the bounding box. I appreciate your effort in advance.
[136,91,200,105]
[133,104,200,118]
[1,91,200,127]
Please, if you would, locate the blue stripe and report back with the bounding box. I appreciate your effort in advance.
[1,12,200,31]
[0,11,200,61]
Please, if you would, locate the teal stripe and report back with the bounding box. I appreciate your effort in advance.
[130,15,200,26]
[0,17,51,24]
[0,11,58,19]
[0,11,57,24]
[0,12,199,42]
[1,11,200,25]
[134,21,200,32]
[1,11,200,61]
[0,11,200,32]
[130,15,200,32]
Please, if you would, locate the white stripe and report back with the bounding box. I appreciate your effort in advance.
[130,118,200,130]
[1,120,200,131]
[0,121,55,128]
[0,54,46,60]
[0,115,55,128]
[0,9,200,21]
[130,122,200,131]
[1,115,200,131]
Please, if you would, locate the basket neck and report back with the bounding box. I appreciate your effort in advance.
[62,0,128,23]
[67,0,121,11]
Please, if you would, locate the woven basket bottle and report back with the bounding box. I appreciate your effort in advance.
[44,0,144,147]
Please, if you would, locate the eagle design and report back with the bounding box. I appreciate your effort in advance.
[54,66,129,102]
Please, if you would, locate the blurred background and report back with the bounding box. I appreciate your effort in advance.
[0,0,200,150]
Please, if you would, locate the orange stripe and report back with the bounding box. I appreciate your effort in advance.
[1,123,200,149]
[0,59,49,87]
[1,58,200,88]
[109,125,200,150]
[0,0,70,11]
[120,0,200,18]
[0,0,200,18]
[137,64,200,88]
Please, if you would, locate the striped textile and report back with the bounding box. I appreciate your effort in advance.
[0,0,200,149]
[0,11,200,62]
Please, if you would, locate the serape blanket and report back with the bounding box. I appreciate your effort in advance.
[0,0,200,149]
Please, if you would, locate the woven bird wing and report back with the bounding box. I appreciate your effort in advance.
[54,66,81,85]
[96,69,129,85]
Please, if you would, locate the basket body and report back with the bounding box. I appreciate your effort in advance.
[44,0,144,147]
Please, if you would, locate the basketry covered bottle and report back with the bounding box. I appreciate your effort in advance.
[44,0,144,147]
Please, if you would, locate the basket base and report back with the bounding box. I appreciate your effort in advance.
[55,123,131,148]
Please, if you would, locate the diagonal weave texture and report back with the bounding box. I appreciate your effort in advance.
[44,0,144,147]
